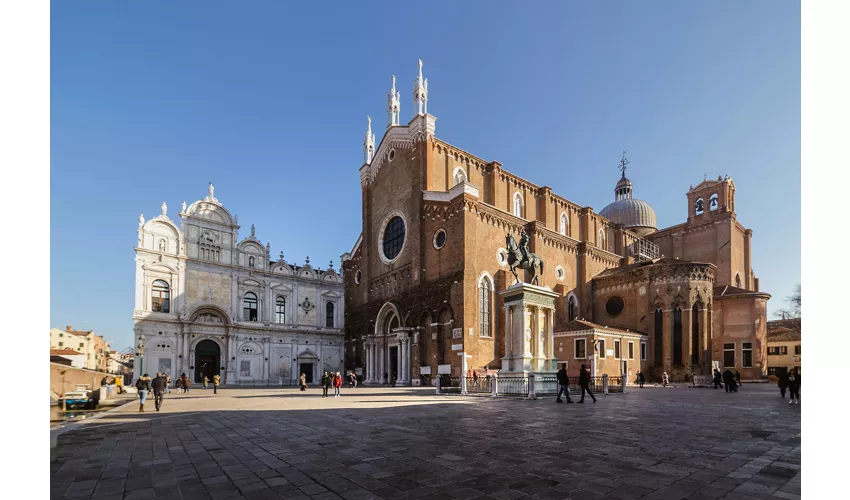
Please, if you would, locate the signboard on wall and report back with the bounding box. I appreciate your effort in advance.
[452,328,462,339]
[606,349,614,357]
[451,344,463,351]
[355,368,362,375]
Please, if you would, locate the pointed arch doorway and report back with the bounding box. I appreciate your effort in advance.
[195,340,221,383]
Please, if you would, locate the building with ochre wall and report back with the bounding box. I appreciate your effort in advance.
[342,61,769,384]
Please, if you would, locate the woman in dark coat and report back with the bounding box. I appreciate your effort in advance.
[777,371,789,399]
[723,369,737,393]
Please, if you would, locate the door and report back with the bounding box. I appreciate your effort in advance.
[195,340,220,383]
[390,346,399,381]
[299,363,314,383]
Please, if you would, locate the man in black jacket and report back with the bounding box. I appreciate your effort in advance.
[578,364,597,403]
[321,371,331,398]
[556,364,574,403]
[151,372,167,411]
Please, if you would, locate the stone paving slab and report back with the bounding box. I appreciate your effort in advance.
[51,385,800,499]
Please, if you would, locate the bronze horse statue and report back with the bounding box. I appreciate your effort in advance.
[505,233,544,285]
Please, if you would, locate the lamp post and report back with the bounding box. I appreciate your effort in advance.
[137,334,146,377]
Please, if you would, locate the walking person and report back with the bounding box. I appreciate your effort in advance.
[300,372,307,391]
[164,374,171,394]
[662,372,670,387]
[151,372,166,412]
[333,372,342,397]
[788,368,800,405]
[637,371,645,388]
[202,373,208,390]
[136,373,152,412]
[181,373,190,393]
[472,370,480,388]
[578,364,597,403]
[734,370,742,389]
[713,369,723,389]
[175,376,183,394]
[556,363,574,403]
[778,371,789,399]
[348,372,357,388]
[321,371,331,398]
[723,369,737,393]
[213,373,220,394]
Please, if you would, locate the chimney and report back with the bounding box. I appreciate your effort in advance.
[66,325,72,332]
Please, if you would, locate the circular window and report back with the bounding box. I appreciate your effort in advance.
[380,213,406,263]
[555,266,565,281]
[606,296,625,317]
[355,270,362,285]
[388,149,396,161]
[496,248,508,266]
[433,228,447,249]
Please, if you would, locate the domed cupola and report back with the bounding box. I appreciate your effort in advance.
[599,153,658,236]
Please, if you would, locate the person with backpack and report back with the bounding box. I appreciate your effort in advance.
[151,372,166,412]
[213,373,220,394]
[578,364,597,403]
[321,371,331,398]
[348,372,357,388]
[136,373,152,412]
[333,372,342,398]
[556,363,574,403]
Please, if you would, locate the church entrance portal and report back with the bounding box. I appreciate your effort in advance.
[389,346,399,383]
[195,340,220,383]
[299,363,314,383]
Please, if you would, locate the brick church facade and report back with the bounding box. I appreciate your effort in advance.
[341,61,769,384]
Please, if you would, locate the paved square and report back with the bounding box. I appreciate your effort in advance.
[51,385,800,499]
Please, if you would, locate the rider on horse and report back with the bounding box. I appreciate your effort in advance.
[518,229,530,267]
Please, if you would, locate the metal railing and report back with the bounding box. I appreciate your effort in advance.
[433,374,626,397]
[419,374,432,387]
[437,375,462,393]
[464,377,491,394]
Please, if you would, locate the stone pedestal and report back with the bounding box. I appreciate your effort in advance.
[498,283,559,374]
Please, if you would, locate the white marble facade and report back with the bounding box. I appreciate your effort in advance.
[133,184,344,385]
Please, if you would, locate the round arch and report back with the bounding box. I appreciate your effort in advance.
[188,305,231,325]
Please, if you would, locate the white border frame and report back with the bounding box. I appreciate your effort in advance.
[433,227,447,250]
[574,338,587,359]
[555,265,565,281]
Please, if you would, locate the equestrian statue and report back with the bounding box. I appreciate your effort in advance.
[505,230,544,285]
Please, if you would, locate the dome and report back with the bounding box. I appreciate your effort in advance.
[599,198,657,234]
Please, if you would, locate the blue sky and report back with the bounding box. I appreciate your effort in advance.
[51,1,800,350]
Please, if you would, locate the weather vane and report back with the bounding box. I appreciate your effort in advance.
[618,151,630,178]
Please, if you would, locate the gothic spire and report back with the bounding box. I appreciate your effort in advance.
[363,116,375,164]
[413,59,428,116]
[387,75,400,127]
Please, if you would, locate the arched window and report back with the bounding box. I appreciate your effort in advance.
[243,292,258,321]
[151,280,170,313]
[735,273,742,288]
[275,296,286,324]
[479,277,492,338]
[654,307,663,365]
[673,306,683,365]
[248,256,255,268]
[453,167,467,186]
[326,302,335,328]
[560,212,568,236]
[692,303,700,364]
[598,229,606,250]
[513,192,523,218]
[568,295,578,322]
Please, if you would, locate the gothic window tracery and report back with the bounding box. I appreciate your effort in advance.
[275,296,286,324]
[479,277,492,338]
[513,192,524,218]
